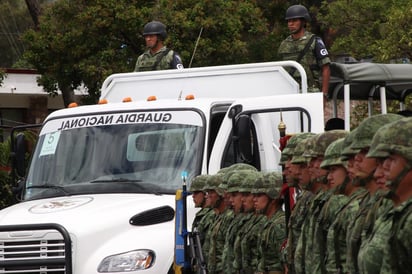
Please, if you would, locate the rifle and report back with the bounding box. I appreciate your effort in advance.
[188,229,208,274]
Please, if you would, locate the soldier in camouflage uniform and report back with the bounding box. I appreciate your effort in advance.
[278,5,330,96]
[221,163,257,274]
[189,174,213,272]
[201,174,224,267]
[316,138,351,273]
[280,132,316,274]
[290,135,319,274]
[365,118,412,273]
[297,130,348,274]
[344,114,402,274]
[190,175,213,234]
[254,171,286,274]
[324,127,372,274]
[203,174,229,274]
[356,121,399,273]
[208,164,257,274]
[134,21,183,72]
[232,170,264,274]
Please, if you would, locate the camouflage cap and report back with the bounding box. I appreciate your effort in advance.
[230,170,262,193]
[310,130,348,157]
[367,117,412,162]
[291,136,316,164]
[320,138,346,169]
[189,174,209,192]
[202,174,224,196]
[350,114,403,150]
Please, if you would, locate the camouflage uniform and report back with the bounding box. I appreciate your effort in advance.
[315,138,351,274]
[219,164,258,274]
[190,175,211,232]
[356,195,392,274]
[204,174,230,274]
[208,164,257,274]
[231,170,262,273]
[324,129,362,274]
[254,172,286,274]
[278,31,330,92]
[290,135,318,274]
[298,131,348,274]
[364,118,412,273]
[344,114,402,274]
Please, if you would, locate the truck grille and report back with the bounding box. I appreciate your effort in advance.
[0,224,72,274]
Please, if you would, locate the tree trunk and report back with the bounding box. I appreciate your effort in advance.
[59,84,76,108]
[25,0,41,28]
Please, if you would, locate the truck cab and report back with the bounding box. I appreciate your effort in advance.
[0,61,324,273]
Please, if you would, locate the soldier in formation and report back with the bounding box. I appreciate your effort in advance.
[187,114,412,274]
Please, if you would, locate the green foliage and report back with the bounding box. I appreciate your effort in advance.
[0,138,14,209]
[0,130,38,209]
[21,0,290,105]
[317,0,389,59]
[0,1,34,67]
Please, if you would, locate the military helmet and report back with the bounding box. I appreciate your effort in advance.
[367,117,412,162]
[285,5,311,22]
[320,138,346,169]
[340,128,360,160]
[310,130,348,157]
[301,134,319,159]
[218,163,257,185]
[281,132,316,164]
[350,114,403,150]
[143,21,167,40]
[252,171,283,199]
[189,174,209,192]
[231,170,261,193]
[202,174,224,196]
[291,135,317,164]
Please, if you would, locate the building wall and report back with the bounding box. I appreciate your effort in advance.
[0,69,86,139]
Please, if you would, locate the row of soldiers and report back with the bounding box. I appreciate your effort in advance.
[188,113,412,274]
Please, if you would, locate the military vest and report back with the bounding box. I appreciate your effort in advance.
[135,47,174,72]
[278,32,322,91]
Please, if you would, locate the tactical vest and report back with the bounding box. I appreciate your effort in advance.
[278,33,320,91]
[135,48,174,72]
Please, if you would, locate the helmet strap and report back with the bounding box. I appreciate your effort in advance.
[386,163,412,198]
[335,175,351,194]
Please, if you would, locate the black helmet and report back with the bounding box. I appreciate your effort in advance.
[285,5,311,22]
[143,21,167,40]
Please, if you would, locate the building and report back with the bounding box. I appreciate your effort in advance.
[0,68,86,140]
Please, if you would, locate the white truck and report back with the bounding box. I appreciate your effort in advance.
[0,61,324,273]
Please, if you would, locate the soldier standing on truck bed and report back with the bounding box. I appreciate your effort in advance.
[278,4,334,121]
[134,21,184,72]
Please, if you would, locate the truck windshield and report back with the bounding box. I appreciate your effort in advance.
[24,110,204,200]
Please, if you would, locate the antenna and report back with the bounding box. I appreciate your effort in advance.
[188,27,203,68]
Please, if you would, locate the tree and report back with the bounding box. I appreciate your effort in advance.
[0,0,34,68]
[21,0,282,106]
[316,0,412,62]
[24,0,41,29]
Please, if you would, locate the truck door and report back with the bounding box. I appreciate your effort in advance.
[208,93,325,173]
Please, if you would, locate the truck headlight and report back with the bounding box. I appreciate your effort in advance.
[98,249,155,272]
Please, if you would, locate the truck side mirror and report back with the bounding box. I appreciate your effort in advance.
[14,133,26,178]
[235,115,253,163]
